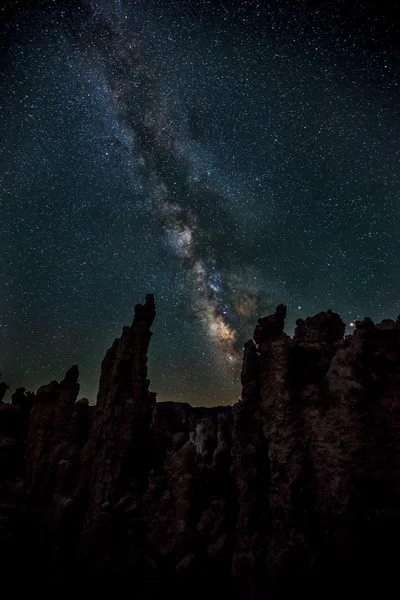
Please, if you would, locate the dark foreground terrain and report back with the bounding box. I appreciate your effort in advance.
[1,295,399,598]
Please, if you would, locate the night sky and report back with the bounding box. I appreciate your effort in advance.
[1,1,399,405]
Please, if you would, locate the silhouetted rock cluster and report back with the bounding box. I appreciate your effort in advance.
[1,297,399,598]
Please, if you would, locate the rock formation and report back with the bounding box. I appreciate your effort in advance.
[0,297,399,598]
[0,373,9,402]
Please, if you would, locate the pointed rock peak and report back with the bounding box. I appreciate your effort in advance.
[253,304,287,344]
[133,293,156,328]
[61,365,80,385]
[241,339,260,400]
[276,303,287,319]
[0,373,10,402]
[11,387,34,408]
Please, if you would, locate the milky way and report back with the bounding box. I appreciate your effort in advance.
[77,3,272,371]
[1,0,399,404]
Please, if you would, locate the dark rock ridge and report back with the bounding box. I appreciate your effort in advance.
[1,297,399,598]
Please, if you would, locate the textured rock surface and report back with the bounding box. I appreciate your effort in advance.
[1,298,399,598]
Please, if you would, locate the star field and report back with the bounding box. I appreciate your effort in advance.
[1,0,399,405]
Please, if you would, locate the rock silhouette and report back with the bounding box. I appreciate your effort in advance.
[0,296,399,598]
[0,373,9,402]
